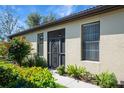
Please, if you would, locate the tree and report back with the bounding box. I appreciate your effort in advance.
[42,13,56,23]
[0,6,19,40]
[8,36,31,67]
[26,12,56,28]
[26,13,42,28]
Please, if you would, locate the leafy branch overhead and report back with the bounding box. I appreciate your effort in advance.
[0,6,24,40]
[26,13,42,28]
[26,12,56,28]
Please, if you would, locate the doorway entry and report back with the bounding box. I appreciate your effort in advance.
[48,29,65,69]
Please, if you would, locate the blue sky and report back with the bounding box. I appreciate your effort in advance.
[0,5,94,30]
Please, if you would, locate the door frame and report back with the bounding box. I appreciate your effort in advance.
[47,28,65,69]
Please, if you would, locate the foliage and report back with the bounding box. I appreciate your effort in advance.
[22,54,35,67]
[0,61,20,87]
[56,64,118,88]
[55,83,66,88]
[34,54,47,67]
[0,60,56,88]
[19,67,56,88]
[0,42,10,57]
[95,72,118,88]
[42,13,56,23]
[26,12,56,28]
[56,65,65,75]
[22,54,47,68]
[66,64,87,79]
[26,13,42,28]
[0,6,22,40]
[80,72,96,84]
[8,36,31,66]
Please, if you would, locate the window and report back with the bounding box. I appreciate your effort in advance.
[37,33,44,56]
[82,21,100,61]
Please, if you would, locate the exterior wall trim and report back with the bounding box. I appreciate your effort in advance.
[8,6,124,39]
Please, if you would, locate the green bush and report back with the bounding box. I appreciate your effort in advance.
[57,65,65,75]
[66,64,87,79]
[22,54,47,68]
[0,42,10,58]
[19,67,56,88]
[0,61,56,88]
[34,54,47,67]
[0,62,20,87]
[8,36,31,67]
[95,72,118,88]
[22,55,35,67]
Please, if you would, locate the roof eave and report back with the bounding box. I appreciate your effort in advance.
[8,5,124,39]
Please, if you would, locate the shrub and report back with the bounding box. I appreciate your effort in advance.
[0,61,56,88]
[0,42,10,58]
[57,65,65,75]
[22,54,47,68]
[0,62,19,87]
[66,64,87,79]
[19,67,56,88]
[8,36,31,66]
[95,72,118,88]
[34,54,47,67]
[22,54,35,67]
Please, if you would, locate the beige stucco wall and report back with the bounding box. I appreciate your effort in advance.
[23,33,37,53]
[21,8,124,83]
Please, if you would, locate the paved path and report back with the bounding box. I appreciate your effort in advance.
[51,70,100,88]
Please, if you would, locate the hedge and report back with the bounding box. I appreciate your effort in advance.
[0,61,56,88]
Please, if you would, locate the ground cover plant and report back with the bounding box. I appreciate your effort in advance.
[95,72,118,88]
[56,65,66,75]
[56,64,118,88]
[66,64,87,79]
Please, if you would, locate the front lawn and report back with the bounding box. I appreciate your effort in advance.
[0,60,65,88]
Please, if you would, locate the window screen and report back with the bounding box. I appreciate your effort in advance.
[82,22,100,61]
[37,33,44,56]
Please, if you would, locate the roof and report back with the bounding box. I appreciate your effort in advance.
[8,5,124,38]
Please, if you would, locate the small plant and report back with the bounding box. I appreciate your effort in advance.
[66,64,87,79]
[80,71,96,84]
[22,54,47,68]
[8,36,31,67]
[22,54,35,67]
[95,72,118,88]
[56,65,65,75]
[34,54,47,68]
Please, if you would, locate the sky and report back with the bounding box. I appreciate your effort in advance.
[0,5,94,33]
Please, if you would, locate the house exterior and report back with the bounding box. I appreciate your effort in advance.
[9,5,124,84]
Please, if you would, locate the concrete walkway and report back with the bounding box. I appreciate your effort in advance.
[51,70,100,88]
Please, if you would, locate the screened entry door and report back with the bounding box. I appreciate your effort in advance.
[48,29,65,69]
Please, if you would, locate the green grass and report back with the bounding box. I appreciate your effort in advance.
[55,83,67,88]
[0,84,66,88]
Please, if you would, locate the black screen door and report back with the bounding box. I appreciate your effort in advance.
[48,29,65,69]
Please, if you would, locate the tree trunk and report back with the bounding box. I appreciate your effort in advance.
[19,61,22,67]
